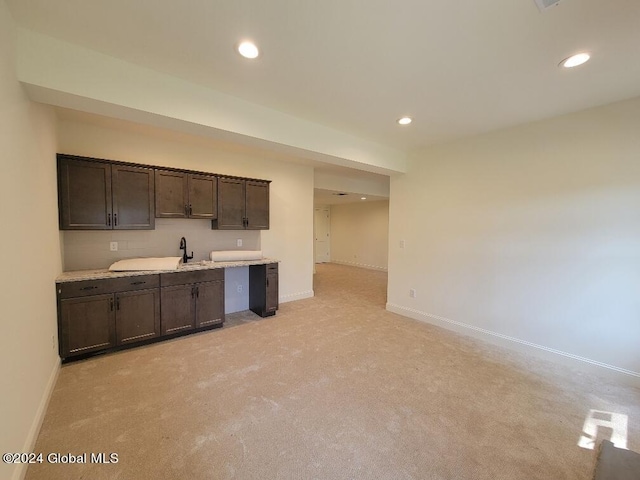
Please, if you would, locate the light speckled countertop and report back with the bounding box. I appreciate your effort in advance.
[56,258,279,283]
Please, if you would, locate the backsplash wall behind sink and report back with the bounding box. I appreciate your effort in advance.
[62,218,261,271]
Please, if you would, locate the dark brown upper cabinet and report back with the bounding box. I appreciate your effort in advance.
[58,155,155,230]
[214,177,269,230]
[155,170,217,219]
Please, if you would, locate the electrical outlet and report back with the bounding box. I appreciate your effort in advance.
[110,242,118,251]
[400,240,405,249]
[51,334,56,351]
[237,284,243,293]
[237,239,243,247]
[409,289,416,298]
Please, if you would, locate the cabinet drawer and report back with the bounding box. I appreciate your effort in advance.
[58,278,114,299]
[57,275,159,299]
[160,268,224,287]
[110,275,159,292]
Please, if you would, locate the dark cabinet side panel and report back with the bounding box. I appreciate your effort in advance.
[246,181,270,230]
[112,165,155,229]
[160,285,195,335]
[58,157,112,230]
[189,174,217,219]
[116,288,161,344]
[249,263,278,317]
[155,170,188,218]
[215,177,245,229]
[60,294,116,357]
[195,281,225,328]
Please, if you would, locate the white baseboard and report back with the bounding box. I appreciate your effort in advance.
[280,290,314,303]
[386,303,640,386]
[14,356,60,480]
[330,260,388,272]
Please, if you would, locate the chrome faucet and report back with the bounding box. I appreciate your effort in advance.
[179,237,193,264]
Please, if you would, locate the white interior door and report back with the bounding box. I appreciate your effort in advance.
[314,207,330,263]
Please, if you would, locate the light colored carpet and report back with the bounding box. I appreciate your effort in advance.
[26,263,640,479]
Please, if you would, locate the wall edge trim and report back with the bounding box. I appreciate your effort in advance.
[386,302,640,380]
[13,356,60,480]
[280,290,314,303]
[330,260,388,272]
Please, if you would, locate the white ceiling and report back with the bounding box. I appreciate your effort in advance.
[7,0,640,152]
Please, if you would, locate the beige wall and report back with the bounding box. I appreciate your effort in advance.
[57,116,315,303]
[331,200,389,271]
[0,3,62,479]
[388,96,640,380]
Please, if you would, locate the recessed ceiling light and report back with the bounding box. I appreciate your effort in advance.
[397,117,412,125]
[560,53,590,68]
[360,197,367,200]
[238,41,259,59]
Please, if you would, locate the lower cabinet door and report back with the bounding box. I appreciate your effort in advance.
[160,284,195,335]
[195,281,224,328]
[266,272,279,313]
[115,288,160,345]
[60,294,116,358]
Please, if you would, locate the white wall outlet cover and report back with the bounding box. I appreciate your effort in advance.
[409,288,416,298]
[110,242,118,251]
[237,239,243,247]
[400,240,405,249]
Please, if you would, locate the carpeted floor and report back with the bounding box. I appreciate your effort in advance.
[26,263,640,479]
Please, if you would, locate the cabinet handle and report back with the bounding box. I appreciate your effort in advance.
[80,286,98,291]
[196,286,199,298]
[189,204,193,216]
[107,213,111,226]
[114,213,118,226]
[130,281,146,285]
[116,297,120,310]
[191,286,195,298]
[266,277,269,288]
[110,298,114,311]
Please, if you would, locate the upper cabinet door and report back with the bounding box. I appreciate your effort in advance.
[58,157,112,230]
[245,181,269,230]
[188,174,217,219]
[112,165,155,230]
[155,170,188,218]
[215,177,246,229]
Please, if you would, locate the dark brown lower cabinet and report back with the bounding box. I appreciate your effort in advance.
[159,268,225,332]
[58,275,161,359]
[57,268,226,360]
[160,285,196,335]
[116,289,160,344]
[249,263,279,317]
[160,280,224,334]
[196,281,225,328]
[60,294,116,357]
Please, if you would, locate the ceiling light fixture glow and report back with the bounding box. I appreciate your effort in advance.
[397,116,412,125]
[361,197,367,200]
[560,52,590,68]
[238,41,259,59]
